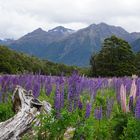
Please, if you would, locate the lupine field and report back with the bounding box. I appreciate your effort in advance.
[0,73,140,140]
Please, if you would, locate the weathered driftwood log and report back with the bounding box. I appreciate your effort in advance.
[0,85,51,140]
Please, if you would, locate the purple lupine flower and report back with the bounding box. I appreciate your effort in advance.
[54,82,62,118]
[106,98,114,118]
[124,78,132,95]
[54,84,61,110]
[18,75,24,87]
[60,82,65,108]
[74,76,82,110]
[135,96,140,119]
[136,79,140,97]
[115,78,123,104]
[0,76,2,85]
[67,72,81,111]
[0,76,10,102]
[68,101,73,112]
[85,101,91,118]
[68,88,73,112]
[7,76,14,92]
[45,77,52,96]
[94,106,102,120]
[25,77,33,91]
[57,75,65,108]
[95,79,104,90]
[89,80,97,104]
[1,76,8,93]
[78,99,83,110]
[129,96,134,112]
[89,79,103,105]
[33,82,40,98]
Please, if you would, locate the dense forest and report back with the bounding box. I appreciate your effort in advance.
[0,45,83,76]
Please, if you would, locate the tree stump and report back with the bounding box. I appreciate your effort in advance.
[0,85,51,140]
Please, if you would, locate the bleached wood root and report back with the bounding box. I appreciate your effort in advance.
[0,85,51,140]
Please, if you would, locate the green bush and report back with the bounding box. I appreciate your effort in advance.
[0,101,14,122]
[120,117,140,140]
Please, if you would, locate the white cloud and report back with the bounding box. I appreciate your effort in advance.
[0,0,140,39]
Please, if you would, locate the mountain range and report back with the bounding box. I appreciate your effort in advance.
[1,23,140,67]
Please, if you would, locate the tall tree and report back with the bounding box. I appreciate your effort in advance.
[135,52,140,75]
[90,36,136,77]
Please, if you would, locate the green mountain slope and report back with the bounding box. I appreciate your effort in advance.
[0,45,80,75]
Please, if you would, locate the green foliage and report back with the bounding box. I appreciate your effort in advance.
[73,118,94,140]
[112,112,130,140]
[73,114,113,140]
[90,36,136,77]
[32,109,77,140]
[0,101,14,122]
[33,108,98,140]
[0,45,82,76]
[29,88,116,140]
[120,117,140,140]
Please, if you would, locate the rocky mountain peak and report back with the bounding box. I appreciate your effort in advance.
[48,26,74,34]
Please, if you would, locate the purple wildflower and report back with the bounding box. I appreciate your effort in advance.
[45,77,52,96]
[85,101,91,118]
[60,82,64,108]
[33,82,40,98]
[106,98,114,118]
[78,99,83,110]
[54,84,61,110]
[59,74,65,108]
[129,96,134,113]
[136,79,140,97]
[54,83,61,118]
[68,72,81,111]
[25,77,33,91]
[135,96,140,119]
[94,106,102,120]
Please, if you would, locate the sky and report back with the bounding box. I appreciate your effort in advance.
[0,0,140,39]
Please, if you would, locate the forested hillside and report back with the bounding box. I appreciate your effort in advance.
[0,45,81,75]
